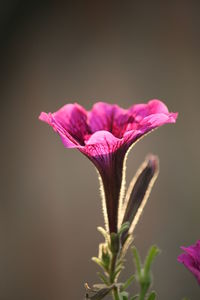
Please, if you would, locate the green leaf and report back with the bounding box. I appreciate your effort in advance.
[132,246,141,276]
[121,274,135,291]
[97,227,109,243]
[92,257,107,273]
[113,265,124,280]
[144,246,160,276]
[101,245,110,271]
[147,291,156,300]
[115,262,124,273]
[116,258,125,268]
[118,222,130,236]
[120,235,134,259]
[97,272,109,285]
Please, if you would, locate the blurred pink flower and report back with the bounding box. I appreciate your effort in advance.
[39,100,177,233]
[178,240,200,285]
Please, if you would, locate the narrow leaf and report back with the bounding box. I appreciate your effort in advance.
[132,246,141,276]
[92,257,107,272]
[97,272,109,285]
[113,266,124,280]
[97,227,109,243]
[121,274,135,291]
[144,246,160,275]
[118,222,130,236]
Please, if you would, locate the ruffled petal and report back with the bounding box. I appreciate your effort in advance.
[39,111,80,148]
[40,100,178,154]
[123,112,178,148]
[130,99,170,118]
[52,103,90,145]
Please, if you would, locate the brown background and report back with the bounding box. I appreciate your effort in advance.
[1,1,200,299]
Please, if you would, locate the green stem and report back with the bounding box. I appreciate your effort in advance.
[138,287,147,300]
[109,251,120,300]
[110,252,117,283]
[112,286,120,300]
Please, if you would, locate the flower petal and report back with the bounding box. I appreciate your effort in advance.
[84,131,122,156]
[52,103,90,145]
[178,240,200,285]
[131,99,170,118]
[88,102,134,138]
[123,112,178,148]
[178,253,200,284]
[39,111,80,148]
[88,102,115,132]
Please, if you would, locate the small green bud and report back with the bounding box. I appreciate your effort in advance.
[147,291,156,300]
[119,290,129,300]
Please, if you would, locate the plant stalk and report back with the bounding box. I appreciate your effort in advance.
[112,286,120,300]
[138,286,147,300]
[109,251,120,300]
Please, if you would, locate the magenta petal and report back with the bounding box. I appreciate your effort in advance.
[140,112,177,128]
[52,103,90,145]
[85,131,122,155]
[131,99,170,117]
[88,102,115,132]
[39,100,178,154]
[39,112,51,124]
[89,102,133,138]
[178,240,200,285]
[39,111,80,148]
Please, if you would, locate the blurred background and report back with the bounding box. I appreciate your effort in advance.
[1,1,200,299]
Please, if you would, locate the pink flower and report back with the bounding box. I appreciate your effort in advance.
[178,240,200,285]
[39,100,177,233]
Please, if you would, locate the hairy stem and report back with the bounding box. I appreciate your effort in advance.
[109,251,121,300]
[110,252,117,283]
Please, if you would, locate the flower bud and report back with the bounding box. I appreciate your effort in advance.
[121,155,159,244]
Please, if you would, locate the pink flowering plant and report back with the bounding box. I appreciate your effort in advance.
[39,100,178,300]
